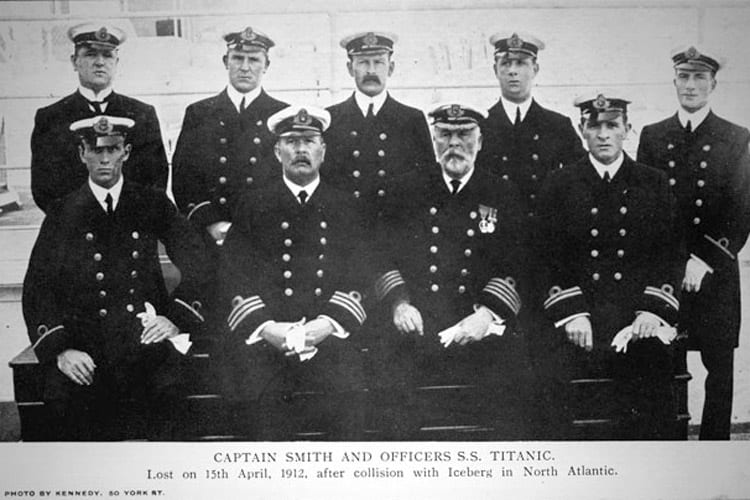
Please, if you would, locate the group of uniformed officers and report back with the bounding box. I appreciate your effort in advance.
[21,21,750,441]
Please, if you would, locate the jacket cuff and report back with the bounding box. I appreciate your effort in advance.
[186,200,223,228]
[374,270,406,301]
[543,285,589,325]
[227,295,271,338]
[638,284,679,326]
[479,277,521,318]
[322,290,367,333]
[695,233,736,269]
[31,324,68,363]
[165,297,206,334]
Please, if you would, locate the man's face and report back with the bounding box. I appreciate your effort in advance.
[71,45,118,92]
[224,47,268,93]
[346,51,394,97]
[494,53,538,103]
[275,132,326,186]
[579,114,630,165]
[673,69,716,113]
[433,123,483,179]
[79,137,131,189]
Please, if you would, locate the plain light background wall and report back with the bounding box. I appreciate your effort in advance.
[0,0,748,426]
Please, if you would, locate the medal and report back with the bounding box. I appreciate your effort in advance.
[477,204,498,234]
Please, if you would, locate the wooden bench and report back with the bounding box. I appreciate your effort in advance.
[9,339,690,441]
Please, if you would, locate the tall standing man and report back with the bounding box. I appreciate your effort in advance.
[31,23,168,213]
[172,26,288,249]
[538,93,682,439]
[477,32,584,218]
[218,106,368,440]
[23,116,207,440]
[637,46,750,440]
[324,31,434,221]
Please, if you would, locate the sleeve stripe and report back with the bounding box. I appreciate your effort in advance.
[330,291,367,325]
[187,200,211,220]
[374,270,405,301]
[175,298,205,323]
[543,286,583,309]
[228,296,265,331]
[644,287,680,310]
[31,325,64,350]
[483,279,521,315]
[704,234,735,260]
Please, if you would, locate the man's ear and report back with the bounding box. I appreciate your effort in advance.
[122,143,132,163]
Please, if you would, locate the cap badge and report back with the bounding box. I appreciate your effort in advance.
[508,33,523,49]
[294,108,310,125]
[594,94,609,110]
[241,27,256,41]
[363,32,378,47]
[685,46,699,59]
[94,117,113,134]
[96,27,109,41]
[447,104,464,118]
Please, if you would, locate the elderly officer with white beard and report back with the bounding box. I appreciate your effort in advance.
[371,102,530,439]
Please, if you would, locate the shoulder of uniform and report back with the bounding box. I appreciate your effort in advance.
[36,92,79,116]
[710,113,750,139]
[112,92,154,110]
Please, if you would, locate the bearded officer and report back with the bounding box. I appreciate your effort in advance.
[476,32,584,219]
[537,93,682,439]
[323,31,434,221]
[218,106,368,440]
[172,26,288,249]
[371,102,530,439]
[23,116,208,440]
[30,23,168,213]
[637,46,750,440]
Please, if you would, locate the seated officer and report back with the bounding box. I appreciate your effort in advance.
[22,116,208,441]
[536,92,683,439]
[217,106,368,440]
[371,102,530,439]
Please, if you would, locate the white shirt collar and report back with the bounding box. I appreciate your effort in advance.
[78,85,113,103]
[588,152,625,180]
[88,176,124,212]
[283,175,321,203]
[500,96,533,124]
[442,167,475,194]
[677,105,711,131]
[226,85,262,113]
[354,90,388,118]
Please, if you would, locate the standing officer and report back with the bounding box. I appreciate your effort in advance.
[31,22,168,214]
[172,26,288,248]
[218,106,368,440]
[23,116,207,440]
[324,31,434,221]
[637,46,750,440]
[477,32,584,218]
[537,93,682,439]
[372,102,530,439]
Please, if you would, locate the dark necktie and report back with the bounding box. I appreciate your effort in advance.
[514,106,521,126]
[239,96,246,113]
[366,102,375,120]
[450,179,461,195]
[86,94,110,114]
[685,120,692,134]
[298,190,308,205]
[603,171,611,183]
[105,193,114,215]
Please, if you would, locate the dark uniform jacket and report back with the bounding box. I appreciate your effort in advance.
[324,93,434,220]
[537,155,682,348]
[23,181,208,367]
[638,111,750,349]
[477,99,585,218]
[372,166,528,388]
[30,91,168,213]
[218,178,369,399]
[172,88,288,229]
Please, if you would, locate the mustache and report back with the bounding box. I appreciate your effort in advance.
[292,155,311,165]
[441,149,468,161]
[362,75,381,84]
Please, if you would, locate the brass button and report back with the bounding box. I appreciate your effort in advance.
[620,206,627,215]
[619,228,627,237]
[460,268,468,276]
[502,156,508,162]
[697,180,705,187]
[591,249,599,258]
[531,174,538,180]
[353,150,360,158]
[219,120,225,126]
[533,134,539,141]
[353,170,361,178]
[667,143,674,150]
[700,161,707,169]
[253,137,261,145]
[219,156,227,164]
[502,174,509,180]
[590,228,599,237]
[695,199,703,207]
[219,176,227,184]
[94,253,102,261]
[379,133,387,140]
[131,231,139,239]
[614,272,622,281]
[282,253,291,262]
[668,160,675,168]
[378,150,385,157]
[131,270,138,278]
[219,137,227,144]
[431,284,439,292]
[86,232,94,242]
[429,265,437,273]
[458,285,466,294]
[353,191,360,198]
[283,270,292,279]
[320,237,327,245]
[432,226,439,234]
[99,290,107,298]
[284,288,293,297]
[246,177,253,184]
[96,272,104,281]
[99,309,108,318]
[464,249,472,257]
[126,304,134,313]
[693,217,701,225]
[281,221,289,230]
[377,189,385,197]
[669,178,676,186]
[592,273,600,281]
[529,194,536,200]
[316,269,324,278]
[430,245,438,254]
[378,169,386,177]
[591,207,598,215]
[318,254,325,260]
[129,289,135,294]
[219,197,227,205]
[430,207,438,215]
[249,157,257,165]
[617,249,625,258]
[466,229,475,237]
[315,288,322,296]
[531,153,539,161]
[350,130,358,137]
[284,239,293,247]
[256,120,263,127]
[703,144,711,152]
[132,251,139,259]
[320,221,327,229]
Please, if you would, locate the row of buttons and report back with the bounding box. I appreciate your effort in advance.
[282,269,325,279]
[590,228,628,237]
[284,288,324,297]
[219,155,259,164]
[219,119,264,127]
[349,130,387,140]
[590,249,626,258]
[352,149,386,158]
[85,231,140,242]
[98,303,139,318]
[92,251,139,261]
[97,288,136,299]
[429,283,467,293]
[592,272,623,281]
[666,143,711,152]
[352,169,387,178]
